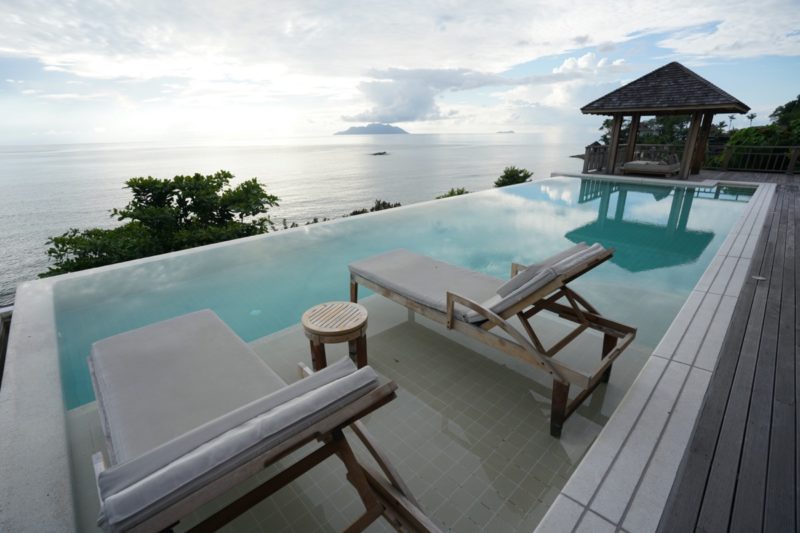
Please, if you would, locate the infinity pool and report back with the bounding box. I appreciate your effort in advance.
[54,177,753,408]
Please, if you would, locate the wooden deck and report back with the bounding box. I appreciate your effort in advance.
[659,171,798,531]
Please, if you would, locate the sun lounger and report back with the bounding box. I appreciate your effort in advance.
[89,309,438,532]
[349,244,636,437]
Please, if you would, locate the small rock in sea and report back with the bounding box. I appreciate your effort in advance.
[370,151,388,156]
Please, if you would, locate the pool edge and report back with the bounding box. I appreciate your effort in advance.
[0,279,76,531]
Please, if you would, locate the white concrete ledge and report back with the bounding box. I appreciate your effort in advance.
[0,282,75,532]
[536,180,776,532]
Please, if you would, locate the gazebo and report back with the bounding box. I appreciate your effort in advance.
[581,62,750,179]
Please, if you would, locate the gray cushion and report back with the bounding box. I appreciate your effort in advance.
[496,243,589,297]
[489,268,557,316]
[97,357,359,497]
[90,310,287,464]
[94,336,379,532]
[349,249,502,322]
[550,243,606,276]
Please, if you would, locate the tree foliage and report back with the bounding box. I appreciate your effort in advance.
[494,166,532,187]
[43,171,279,276]
[770,94,800,127]
[598,115,731,145]
[711,95,800,153]
[598,116,693,145]
[348,199,402,216]
[726,122,800,147]
[436,187,469,199]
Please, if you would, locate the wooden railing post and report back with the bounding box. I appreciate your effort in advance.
[605,114,623,174]
[721,147,734,170]
[788,146,800,175]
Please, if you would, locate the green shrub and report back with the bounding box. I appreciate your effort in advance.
[43,171,278,276]
[348,199,401,216]
[436,187,469,199]
[494,166,532,187]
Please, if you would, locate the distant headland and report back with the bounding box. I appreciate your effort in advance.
[496,130,515,134]
[334,123,409,135]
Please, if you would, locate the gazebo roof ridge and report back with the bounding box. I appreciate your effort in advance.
[581,61,750,116]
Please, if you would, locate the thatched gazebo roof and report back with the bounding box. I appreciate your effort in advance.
[581,62,750,179]
[582,62,749,116]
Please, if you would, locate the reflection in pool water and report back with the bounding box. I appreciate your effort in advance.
[54,177,753,408]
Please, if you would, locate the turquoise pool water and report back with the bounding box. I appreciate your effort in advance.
[54,177,754,409]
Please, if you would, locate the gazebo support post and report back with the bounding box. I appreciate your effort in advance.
[690,112,715,174]
[624,114,641,164]
[605,114,623,174]
[679,112,703,179]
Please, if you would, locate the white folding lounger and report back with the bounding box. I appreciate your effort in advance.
[349,244,636,437]
[89,309,438,532]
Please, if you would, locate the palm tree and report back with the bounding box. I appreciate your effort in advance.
[746,113,757,127]
[728,114,736,132]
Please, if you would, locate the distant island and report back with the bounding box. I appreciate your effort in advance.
[496,130,515,134]
[335,123,409,135]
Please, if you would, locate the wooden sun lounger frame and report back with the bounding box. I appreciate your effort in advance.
[92,377,441,533]
[349,249,636,437]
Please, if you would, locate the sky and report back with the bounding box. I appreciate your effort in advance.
[1,0,799,146]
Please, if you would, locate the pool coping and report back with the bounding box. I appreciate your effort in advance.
[0,174,768,532]
[536,173,775,532]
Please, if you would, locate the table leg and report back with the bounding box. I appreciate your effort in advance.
[355,335,368,368]
[310,340,327,371]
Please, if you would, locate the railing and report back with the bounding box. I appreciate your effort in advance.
[0,306,12,389]
[582,144,608,173]
[582,143,800,175]
[705,145,800,174]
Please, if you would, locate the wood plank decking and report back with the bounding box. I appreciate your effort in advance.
[659,176,798,532]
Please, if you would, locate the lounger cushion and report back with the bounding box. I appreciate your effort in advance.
[90,310,287,464]
[496,243,589,297]
[488,268,557,316]
[489,244,607,315]
[349,249,502,321]
[93,314,379,532]
[550,243,607,276]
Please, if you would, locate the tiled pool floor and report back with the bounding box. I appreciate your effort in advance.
[66,298,651,532]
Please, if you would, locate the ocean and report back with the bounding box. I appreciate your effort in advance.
[0,134,584,306]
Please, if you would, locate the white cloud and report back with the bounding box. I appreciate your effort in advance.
[2,1,797,81]
[0,0,797,142]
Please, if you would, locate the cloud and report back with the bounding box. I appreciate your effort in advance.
[345,54,628,123]
[1,0,797,83]
[343,68,512,122]
[0,0,797,141]
[37,92,111,101]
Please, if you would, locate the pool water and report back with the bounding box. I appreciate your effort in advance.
[54,177,754,409]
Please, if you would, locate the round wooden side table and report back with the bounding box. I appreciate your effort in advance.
[301,301,368,370]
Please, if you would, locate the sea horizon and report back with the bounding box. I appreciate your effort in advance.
[0,134,586,306]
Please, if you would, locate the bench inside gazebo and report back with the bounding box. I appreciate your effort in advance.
[581,62,750,180]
